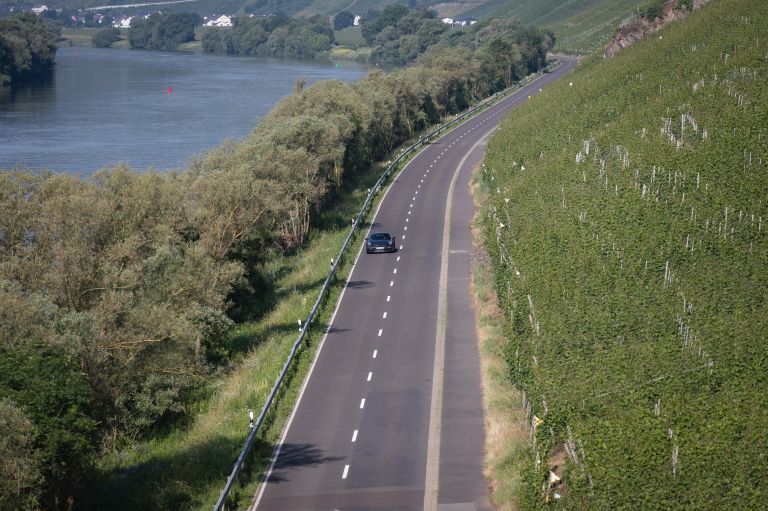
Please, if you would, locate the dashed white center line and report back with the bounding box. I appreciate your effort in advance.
[367,372,372,382]
[399,245,403,250]
[410,203,413,207]
[360,398,366,409]
[378,329,383,336]
[342,465,350,479]
[382,312,387,318]
[396,256,400,261]
[404,226,408,231]
[390,280,394,286]
[373,349,377,358]
[402,235,406,239]
[352,430,358,442]
[387,295,391,301]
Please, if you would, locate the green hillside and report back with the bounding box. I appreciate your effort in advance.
[481,0,767,508]
[462,0,648,53]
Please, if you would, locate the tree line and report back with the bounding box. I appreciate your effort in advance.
[201,12,334,60]
[0,22,552,509]
[129,12,201,51]
[0,12,59,86]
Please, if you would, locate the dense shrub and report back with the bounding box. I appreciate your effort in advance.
[92,27,121,48]
[129,12,201,51]
[0,12,59,86]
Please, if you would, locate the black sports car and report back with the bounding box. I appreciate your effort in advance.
[365,232,396,253]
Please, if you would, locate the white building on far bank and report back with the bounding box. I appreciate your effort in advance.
[204,15,233,27]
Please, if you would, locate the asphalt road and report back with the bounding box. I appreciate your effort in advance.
[252,58,576,511]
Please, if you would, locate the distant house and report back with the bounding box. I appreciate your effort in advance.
[204,15,233,27]
[31,4,48,14]
[116,16,133,28]
[441,17,453,25]
[353,15,361,26]
[456,18,478,26]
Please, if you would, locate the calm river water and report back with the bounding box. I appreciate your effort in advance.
[0,46,366,174]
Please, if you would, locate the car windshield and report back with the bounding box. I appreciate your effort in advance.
[370,233,391,241]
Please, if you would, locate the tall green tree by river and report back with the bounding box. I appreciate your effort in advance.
[0,12,59,86]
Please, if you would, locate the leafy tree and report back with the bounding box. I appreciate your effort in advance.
[0,12,59,86]
[129,12,201,51]
[0,398,42,511]
[92,27,121,48]
[0,341,98,510]
[333,10,354,31]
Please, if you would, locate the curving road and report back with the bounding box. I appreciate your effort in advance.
[252,57,576,511]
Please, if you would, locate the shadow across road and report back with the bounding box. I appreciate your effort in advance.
[264,443,344,483]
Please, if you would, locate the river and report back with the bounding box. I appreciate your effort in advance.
[0,46,366,174]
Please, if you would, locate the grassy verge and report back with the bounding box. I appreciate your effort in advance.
[470,168,529,510]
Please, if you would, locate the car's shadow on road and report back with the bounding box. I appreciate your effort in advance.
[263,443,344,483]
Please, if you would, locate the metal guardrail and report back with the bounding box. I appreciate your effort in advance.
[212,61,559,511]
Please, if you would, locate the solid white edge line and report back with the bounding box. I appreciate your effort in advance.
[423,125,501,511]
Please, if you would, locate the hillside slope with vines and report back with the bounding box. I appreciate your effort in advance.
[481,0,767,508]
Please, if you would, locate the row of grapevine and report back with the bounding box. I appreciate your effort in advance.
[481,0,767,509]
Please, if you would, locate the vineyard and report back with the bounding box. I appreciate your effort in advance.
[480,0,767,508]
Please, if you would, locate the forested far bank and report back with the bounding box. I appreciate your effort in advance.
[0,20,552,510]
[0,12,59,86]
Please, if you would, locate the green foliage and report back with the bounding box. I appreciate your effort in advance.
[0,341,99,509]
[481,0,768,508]
[639,0,668,20]
[0,398,42,511]
[129,12,201,51]
[202,13,334,59]
[333,10,354,31]
[0,12,59,86]
[92,27,120,48]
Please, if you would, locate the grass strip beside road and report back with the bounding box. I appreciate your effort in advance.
[470,170,529,511]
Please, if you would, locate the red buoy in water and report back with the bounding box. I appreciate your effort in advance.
[167,86,173,94]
